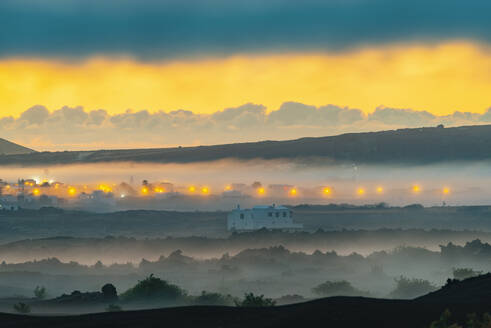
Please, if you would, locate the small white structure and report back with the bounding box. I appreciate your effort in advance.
[227,204,303,231]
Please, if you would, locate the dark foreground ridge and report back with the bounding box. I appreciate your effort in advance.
[4,274,491,328]
[2,124,491,165]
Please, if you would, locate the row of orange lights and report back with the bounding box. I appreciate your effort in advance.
[8,183,451,198]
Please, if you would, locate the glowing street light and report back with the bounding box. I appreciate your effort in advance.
[257,187,266,195]
[412,185,421,193]
[68,187,77,196]
[442,187,450,195]
[323,187,331,195]
[357,187,365,196]
[376,186,384,194]
[289,188,297,196]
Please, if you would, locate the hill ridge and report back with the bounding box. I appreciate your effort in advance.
[1,124,491,165]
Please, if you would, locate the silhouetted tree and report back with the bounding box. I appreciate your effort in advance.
[13,302,31,314]
[101,283,118,300]
[312,280,369,297]
[453,268,482,281]
[121,274,185,302]
[193,291,234,306]
[34,286,46,299]
[390,276,437,299]
[235,293,275,307]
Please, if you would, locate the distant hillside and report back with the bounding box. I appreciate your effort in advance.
[4,275,491,327]
[1,124,491,165]
[0,138,35,155]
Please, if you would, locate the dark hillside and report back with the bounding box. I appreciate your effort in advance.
[2,124,491,165]
[4,275,491,328]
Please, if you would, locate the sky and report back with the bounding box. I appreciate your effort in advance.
[1,0,491,150]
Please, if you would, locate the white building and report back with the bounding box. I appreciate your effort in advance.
[227,204,303,231]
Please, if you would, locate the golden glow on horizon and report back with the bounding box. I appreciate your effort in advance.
[412,185,421,193]
[99,184,112,193]
[201,186,210,194]
[1,42,491,117]
[188,186,196,193]
[323,187,331,195]
[257,187,265,195]
[289,188,297,196]
[68,187,77,196]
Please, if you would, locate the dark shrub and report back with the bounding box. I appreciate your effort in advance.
[101,283,118,300]
[312,280,369,297]
[121,274,185,302]
[235,293,275,307]
[453,268,482,281]
[34,286,46,299]
[13,302,31,314]
[193,291,234,306]
[390,276,437,299]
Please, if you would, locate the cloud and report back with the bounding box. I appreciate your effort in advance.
[1,0,491,60]
[369,107,436,126]
[267,102,364,126]
[2,102,490,151]
[19,105,50,125]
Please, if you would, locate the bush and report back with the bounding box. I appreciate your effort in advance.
[105,304,122,312]
[453,268,482,281]
[13,302,31,314]
[429,309,462,328]
[193,291,234,306]
[312,280,369,297]
[235,293,275,307]
[390,276,437,299]
[121,274,185,302]
[34,286,47,299]
[101,283,118,300]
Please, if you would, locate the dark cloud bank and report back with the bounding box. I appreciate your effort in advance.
[1,0,491,59]
[2,102,491,150]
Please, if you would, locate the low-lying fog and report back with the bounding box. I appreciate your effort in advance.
[2,159,491,210]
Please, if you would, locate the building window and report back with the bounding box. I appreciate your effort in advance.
[283,212,287,217]
[240,213,244,219]
[290,211,293,217]
[275,212,279,218]
[268,212,273,217]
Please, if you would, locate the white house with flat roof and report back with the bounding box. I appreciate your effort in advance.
[227,204,303,231]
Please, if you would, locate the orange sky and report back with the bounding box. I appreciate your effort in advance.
[1,41,490,117]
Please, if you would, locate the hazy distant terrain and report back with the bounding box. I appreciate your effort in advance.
[2,124,491,165]
[2,205,491,243]
[0,138,35,155]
